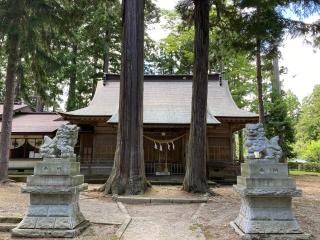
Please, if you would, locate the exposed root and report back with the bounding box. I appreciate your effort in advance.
[0,178,15,185]
[96,183,106,192]
[205,188,219,197]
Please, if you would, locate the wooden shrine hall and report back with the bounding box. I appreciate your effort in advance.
[61,74,258,182]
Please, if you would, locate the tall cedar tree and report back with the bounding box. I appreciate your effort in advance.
[183,0,209,193]
[104,0,149,195]
[0,0,24,182]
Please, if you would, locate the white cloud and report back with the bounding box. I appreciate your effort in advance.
[280,37,320,101]
[154,0,178,10]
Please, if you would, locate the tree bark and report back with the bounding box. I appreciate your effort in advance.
[105,0,148,195]
[103,30,110,74]
[272,56,281,96]
[256,37,265,125]
[183,0,209,193]
[14,58,23,104]
[0,24,21,182]
[66,44,78,111]
[239,130,244,163]
[35,95,44,112]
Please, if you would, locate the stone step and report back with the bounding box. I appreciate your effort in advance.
[0,223,18,232]
[0,217,22,224]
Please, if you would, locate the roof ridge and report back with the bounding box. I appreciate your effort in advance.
[104,74,220,81]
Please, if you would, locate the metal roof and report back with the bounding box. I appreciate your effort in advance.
[0,113,68,133]
[63,75,257,124]
[0,104,31,117]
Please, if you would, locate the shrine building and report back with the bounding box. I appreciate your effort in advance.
[61,74,258,182]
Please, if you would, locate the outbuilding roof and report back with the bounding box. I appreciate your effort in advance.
[0,104,32,118]
[62,74,257,124]
[0,113,68,133]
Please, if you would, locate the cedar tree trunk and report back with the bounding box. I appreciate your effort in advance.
[272,56,281,96]
[256,37,265,125]
[66,44,78,111]
[183,0,209,193]
[105,0,148,195]
[239,130,244,163]
[0,26,21,182]
[103,29,110,74]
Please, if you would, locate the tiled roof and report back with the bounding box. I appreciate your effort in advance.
[0,113,68,133]
[62,75,258,124]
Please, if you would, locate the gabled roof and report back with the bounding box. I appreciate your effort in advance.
[0,104,32,119]
[62,74,257,124]
[0,113,68,134]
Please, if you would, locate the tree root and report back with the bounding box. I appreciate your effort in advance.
[0,178,15,185]
[205,188,219,197]
[96,183,106,192]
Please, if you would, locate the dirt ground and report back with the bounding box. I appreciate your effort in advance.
[0,175,319,240]
[198,175,320,240]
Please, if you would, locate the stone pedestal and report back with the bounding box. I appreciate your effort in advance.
[12,157,89,238]
[231,158,310,239]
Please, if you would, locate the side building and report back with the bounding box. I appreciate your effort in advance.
[0,103,68,176]
[61,74,258,182]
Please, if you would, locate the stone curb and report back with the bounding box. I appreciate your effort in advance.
[114,196,209,204]
[191,202,206,224]
[115,202,132,239]
[190,203,207,240]
[230,221,313,240]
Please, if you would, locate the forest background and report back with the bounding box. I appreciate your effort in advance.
[0,0,319,163]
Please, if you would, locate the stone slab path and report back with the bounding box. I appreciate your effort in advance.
[122,203,205,240]
[80,197,126,225]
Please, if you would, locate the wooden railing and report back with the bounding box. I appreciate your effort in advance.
[145,162,185,175]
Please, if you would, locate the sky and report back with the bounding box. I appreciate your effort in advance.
[150,0,320,102]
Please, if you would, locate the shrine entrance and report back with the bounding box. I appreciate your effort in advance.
[144,131,186,176]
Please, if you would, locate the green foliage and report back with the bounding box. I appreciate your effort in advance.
[284,90,301,123]
[294,85,320,161]
[0,0,160,111]
[300,141,320,163]
[265,92,296,159]
[296,85,320,142]
[289,161,320,172]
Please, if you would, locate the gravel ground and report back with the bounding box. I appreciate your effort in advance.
[0,183,119,240]
[0,175,319,240]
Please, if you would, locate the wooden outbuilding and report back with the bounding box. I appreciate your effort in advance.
[61,74,258,182]
[0,104,68,173]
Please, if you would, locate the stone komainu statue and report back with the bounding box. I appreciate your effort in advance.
[245,123,283,161]
[40,124,79,158]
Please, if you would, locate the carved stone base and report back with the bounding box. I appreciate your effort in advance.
[12,154,89,238]
[12,220,90,238]
[234,195,301,234]
[230,221,312,240]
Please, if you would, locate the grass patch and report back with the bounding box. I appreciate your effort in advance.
[189,223,214,239]
[110,235,119,240]
[189,223,202,232]
[289,170,320,176]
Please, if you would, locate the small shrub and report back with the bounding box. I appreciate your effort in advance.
[300,140,320,163]
[288,162,320,173]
